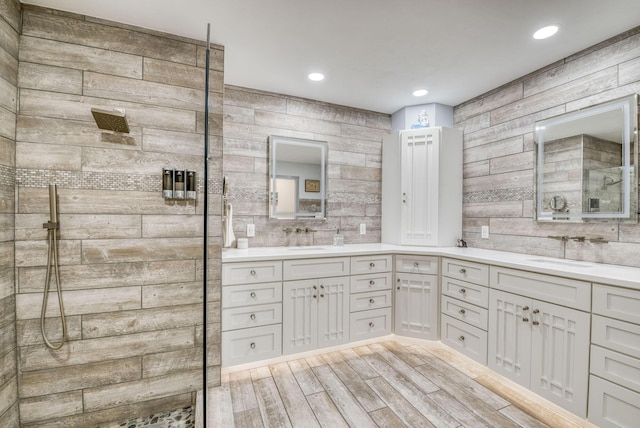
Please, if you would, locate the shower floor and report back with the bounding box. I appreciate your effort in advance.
[205,339,589,427]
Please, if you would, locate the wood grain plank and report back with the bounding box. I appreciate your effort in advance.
[229,370,259,413]
[366,377,436,428]
[306,392,349,428]
[368,407,407,428]
[500,405,550,428]
[287,358,324,396]
[428,389,491,428]
[253,377,292,428]
[325,360,385,412]
[339,348,380,380]
[269,362,320,427]
[233,408,264,428]
[207,383,236,428]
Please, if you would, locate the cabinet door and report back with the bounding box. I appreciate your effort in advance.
[395,272,439,340]
[400,129,440,245]
[530,300,590,418]
[317,276,350,349]
[488,289,532,386]
[282,279,318,355]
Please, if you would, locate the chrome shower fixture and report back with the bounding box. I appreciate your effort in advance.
[91,107,130,133]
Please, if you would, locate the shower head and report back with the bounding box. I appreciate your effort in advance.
[91,108,130,133]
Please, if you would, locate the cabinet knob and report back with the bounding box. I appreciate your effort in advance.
[369,280,375,286]
[250,314,256,320]
[320,285,324,289]
[459,268,466,274]
[532,309,540,314]
[532,321,540,326]
[397,278,400,282]
[250,342,256,349]
[458,335,465,341]
[459,309,466,315]
[522,317,529,322]
[320,294,324,298]
[397,286,400,290]
[369,299,375,304]
[523,306,530,311]
[250,292,256,298]
[313,285,317,290]
[414,262,419,267]
[370,262,376,268]
[313,295,317,299]
[459,288,466,294]
[369,322,374,328]
[250,269,256,276]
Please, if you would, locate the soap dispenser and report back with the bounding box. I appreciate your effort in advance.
[333,229,344,246]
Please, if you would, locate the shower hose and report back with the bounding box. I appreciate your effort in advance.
[40,224,67,350]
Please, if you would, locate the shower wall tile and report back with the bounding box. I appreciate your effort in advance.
[15,4,223,426]
[455,25,640,267]
[0,346,16,388]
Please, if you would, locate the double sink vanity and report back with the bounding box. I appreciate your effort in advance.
[222,244,640,427]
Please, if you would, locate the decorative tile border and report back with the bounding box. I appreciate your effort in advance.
[464,187,533,203]
[113,406,193,428]
[0,164,15,187]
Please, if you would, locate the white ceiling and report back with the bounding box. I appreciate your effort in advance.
[21,0,640,114]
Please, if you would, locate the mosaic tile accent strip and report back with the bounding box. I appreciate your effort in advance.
[464,187,534,203]
[0,164,15,187]
[113,406,193,428]
[329,192,381,204]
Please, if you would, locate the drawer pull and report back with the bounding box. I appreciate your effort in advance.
[369,322,375,328]
[250,292,256,298]
[459,268,466,274]
[369,298,375,304]
[250,269,256,276]
[459,288,466,294]
[369,280,375,286]
[250,314,256,320]
[522,317,529,322]
[459,309,466,315]
[532,309,539,314]
[532,321,540,326]
[458,335,465,341]
[414,262,419,267]
[523,306,529,311]
[370,262,376,268]
[250,342,256,349]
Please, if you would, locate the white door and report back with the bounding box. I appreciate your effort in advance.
[395,272,439,340]
[282,279,317,355]
[274,177,298,218]
[400,129,440,246]
[530,300,590,418]
[488,289,532,386]
[317,276,350,349]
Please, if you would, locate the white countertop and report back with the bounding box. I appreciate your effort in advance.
[222,243,640,290]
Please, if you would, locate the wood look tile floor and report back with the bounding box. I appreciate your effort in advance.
[207,340,586,428]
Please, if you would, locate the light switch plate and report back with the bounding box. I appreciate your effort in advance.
[359,223,366,235]
[481,225,489,239]
[247,223,255,237]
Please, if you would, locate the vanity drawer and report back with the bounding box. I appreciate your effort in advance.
[441,314,487,365]
[222,282,282,308]
[490,266,591,311]
[441,277,489,308]
[442,258,489,286]
[222,261,283,285]
[350,272,392,293]
[592,315,640,358]
[441,295,488,330]
[222,324,282,367]
[591,345,640,394]
[395,255,439,274]
[593,284,640,325]
[349,307,392,341]
[351,254,392,275]
[588,375,640,428]
[283,257,350,280]
[350,290,392,312]
[222,303,282,332]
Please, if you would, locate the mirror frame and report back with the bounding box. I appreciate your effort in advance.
[535,94,638,222]
[269,135,328,220]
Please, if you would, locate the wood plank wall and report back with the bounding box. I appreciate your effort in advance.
[455,26,640,267]
[13,5,223,426]
[222,86,391,247]
[0,0,20,426]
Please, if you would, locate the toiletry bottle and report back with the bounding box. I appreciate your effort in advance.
[333,229,344,246]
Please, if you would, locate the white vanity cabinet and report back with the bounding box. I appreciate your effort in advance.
[588,284,640,428]
[488,267,591,418]
[394,254,439,340]
[440,258,489,364]
[382,127,462,247]
[282,257,350,355]
[349,255,393,341]
[221,261,283,367]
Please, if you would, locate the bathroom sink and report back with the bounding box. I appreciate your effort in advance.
[526,258,594,268]
[287,246,326,251]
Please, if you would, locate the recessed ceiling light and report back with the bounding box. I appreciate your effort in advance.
[413,89,428,97]
[308,72,325,81]
[533,25,559,40]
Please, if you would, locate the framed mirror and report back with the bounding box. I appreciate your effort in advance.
[269,135,327,220]
[535,94,638,222]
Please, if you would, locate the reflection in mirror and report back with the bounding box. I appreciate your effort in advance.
[535,94,638,222]
[269,136,327,220]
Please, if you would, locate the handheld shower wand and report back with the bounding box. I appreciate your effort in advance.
[41,184,67,349]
